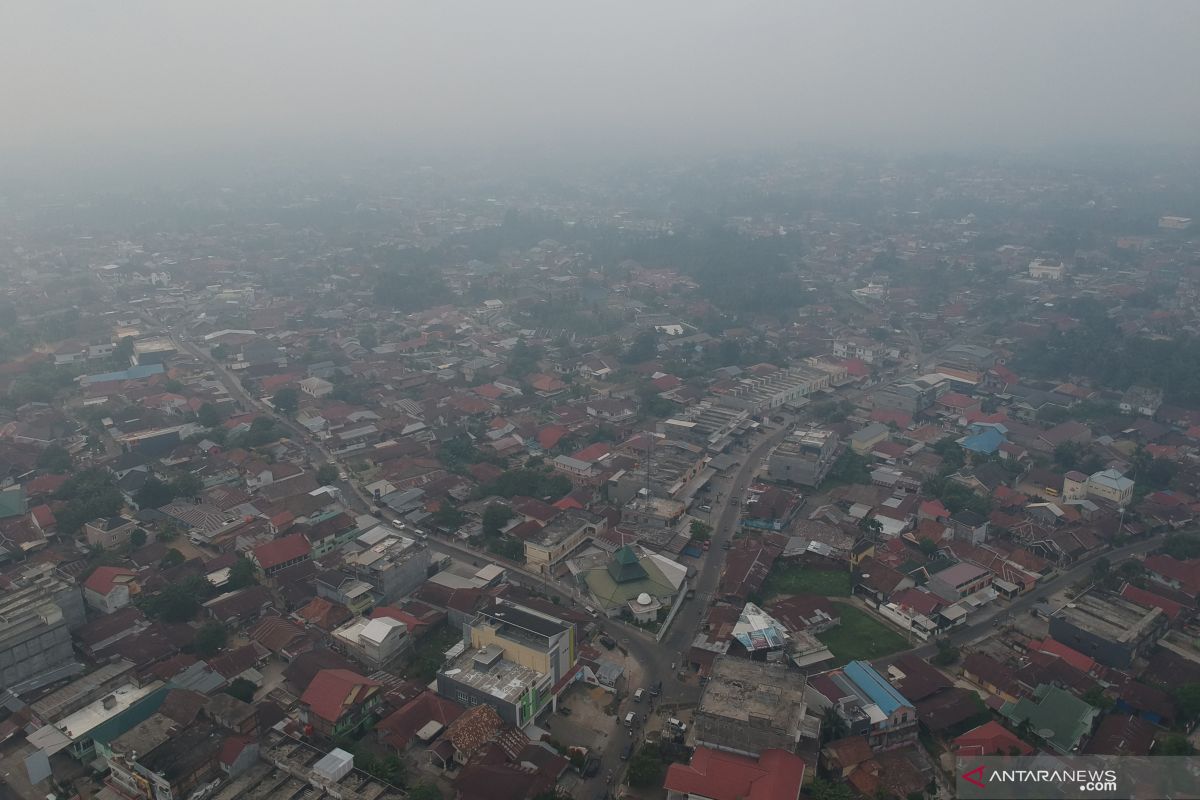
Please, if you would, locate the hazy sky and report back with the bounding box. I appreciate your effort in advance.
[3,1,1199,165]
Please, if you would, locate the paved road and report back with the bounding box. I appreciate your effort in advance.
[876,532,1166,667]
[659,419,797,661]
[170,327,373,513]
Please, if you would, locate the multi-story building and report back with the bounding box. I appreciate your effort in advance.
[1086,469,1134,507]
[1048,594,1167,668]
[1028,258,1066,280]
[342,524,432,602]
[807,660,917,752]
[299,669,383,738]
[332,617,410,667]
[0,566,85,692]
[926,562,993,601]
[524,510,605,570]
[874,374,948,414]
[437,600,577,729]
[768,429,840,487]
[832,338,886,364]
[104,716,224,800]
[693,657,815,757]
[714,367,830,415]
[83,516,138,550]
[659,402,751,453]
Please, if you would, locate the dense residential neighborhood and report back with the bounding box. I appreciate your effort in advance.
[0,151,1199,800]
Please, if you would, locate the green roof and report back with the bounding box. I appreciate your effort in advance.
[587,555,675,611]
[0,487,27,519]
[1000,684,1099,753]
[607,545,648,584]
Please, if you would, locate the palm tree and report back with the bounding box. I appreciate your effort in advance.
[821,705,848,744]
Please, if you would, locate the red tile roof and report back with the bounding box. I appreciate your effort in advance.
[1032,638,1096,674]
[1120,583,1184,621]
[953,720,1034,757]
[664,747,805,800]
[569,442,611,463]
[537,424,569,451]
[301,669,381,723]
[1144,554,1200,597]
[30,504,55,528]
[83,566,137,596]
[252,533,311,570]
[376,690,465,751]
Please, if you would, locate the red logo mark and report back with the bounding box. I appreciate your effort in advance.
[962,765,986,789]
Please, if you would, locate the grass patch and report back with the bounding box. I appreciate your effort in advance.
[762,564,851,599]
[816,603,909,665]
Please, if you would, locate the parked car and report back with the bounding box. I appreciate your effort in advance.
[621,743,633,760]
[599,634,616,649]
[633,688,644,703]
[698,504,712,513]
[583,757,601,778]
[649,681,663,696]
[557,706,572,716]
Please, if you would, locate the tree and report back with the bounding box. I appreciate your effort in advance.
[626,744,664,788]
[134,477,176,509]
[1162,533,1200,561]
[272,387,299,417]
[227,557,258,591]
[482,504,516,536]
[809,778,855,800]
[932,639,960,666]
[1158,734,1195,756]
[54,468,124,535]
[407,785,442,800]
[354,752,405,786]
[160,548,185,569]
[623,330,659,364]
[1081,686,1113,711]
[1174,684,1200,723]
[431,504,466,531]
[859,516,883,541]
[129,528,147,550]
[170,473,203,499]
[358,325,378,351]
[197,403,220,428]
[193,622,228,658]
[820,705,848,744]
[918,538,939,557]
[316,464,339,486]
[1090,556,1112,587]
[689,520,712,542]
[142,576,211,623]
[224,677,256,703]
[37,444,72,474]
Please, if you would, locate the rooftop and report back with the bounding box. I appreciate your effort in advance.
[698,658,807,733]
[1055,594,1162,643]
[441,647,544,704]
[55,681,163,740]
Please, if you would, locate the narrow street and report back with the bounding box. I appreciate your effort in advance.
[877,532,1166,667]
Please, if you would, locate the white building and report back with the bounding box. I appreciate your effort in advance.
[300,377,334,398]
[1086,469,1134,507]
[1028,258,1066,280]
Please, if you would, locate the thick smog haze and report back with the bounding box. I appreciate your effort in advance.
[4,0,1200,167]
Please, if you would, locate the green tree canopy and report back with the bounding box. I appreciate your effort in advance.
[272,387,299,416]
[193,622,227,658]
[197,402,220,428]
[482,504,516,536]
[36,444,73,474]
[134,477,175,509]
[316,464,339,486]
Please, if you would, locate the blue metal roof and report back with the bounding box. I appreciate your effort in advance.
[82,363,164,385]
[844,660,912,716]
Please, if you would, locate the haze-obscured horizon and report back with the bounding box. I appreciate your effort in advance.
[4,1,1200,183]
